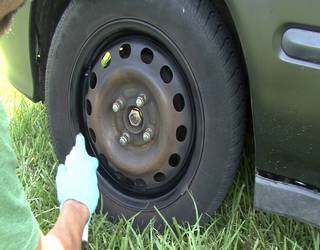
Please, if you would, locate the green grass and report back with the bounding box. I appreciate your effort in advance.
[1,75,319,249]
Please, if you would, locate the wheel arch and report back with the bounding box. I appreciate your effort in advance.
[29,0,71,101]
[212,0,252,136]
[214,0,250,93]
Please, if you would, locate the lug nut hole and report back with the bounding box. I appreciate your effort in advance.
[86,99,92,115]
[89,128,96,143]
[173,94,185,112]
[154,172,166,182]
[119,44,131,59]
[176,125,187,142]
[90,72,97,89]
[160,65,173,83]
[169,154,181,167]
[141,48,154,64]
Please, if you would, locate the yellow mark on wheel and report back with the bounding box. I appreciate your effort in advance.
[101,51,112,68]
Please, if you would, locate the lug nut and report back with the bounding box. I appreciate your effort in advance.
[143,128,153,143]
[136,94,147,108]
[112,98,124,113]
[119,132,130,146]
[128,108,143,127]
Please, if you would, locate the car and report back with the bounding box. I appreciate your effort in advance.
[1,0,319,228]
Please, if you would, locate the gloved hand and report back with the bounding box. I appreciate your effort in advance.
[56,133,99,216]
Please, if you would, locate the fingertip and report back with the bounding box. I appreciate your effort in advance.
[75,133,86,147]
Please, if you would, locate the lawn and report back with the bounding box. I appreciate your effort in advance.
[0,62,319,249]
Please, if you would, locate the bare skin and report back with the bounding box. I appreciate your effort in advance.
[0,0,25,34]
[0,0,24,17]
[37,200,89,250]
[1,2,92,249]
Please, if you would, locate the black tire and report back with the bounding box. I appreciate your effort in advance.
[45,0,246,228]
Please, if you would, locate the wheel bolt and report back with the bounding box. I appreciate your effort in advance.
[136,94,147,108]
[143,128,153,143]
[112,98,124,113]
[119,132,130,146]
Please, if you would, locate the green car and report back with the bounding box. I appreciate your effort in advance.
[1,0,320,228]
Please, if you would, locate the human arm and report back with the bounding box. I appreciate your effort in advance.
[37,200,89,250]
[0,0,25,34]
[0,3,98,249]
[0,0,25,18]
[37,134,99,250]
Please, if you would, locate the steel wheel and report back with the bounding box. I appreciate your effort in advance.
[84,37,194,196]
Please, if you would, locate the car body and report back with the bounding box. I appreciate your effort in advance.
[1,0,319,227]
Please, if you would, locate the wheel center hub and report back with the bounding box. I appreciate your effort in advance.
[128,107,143,127]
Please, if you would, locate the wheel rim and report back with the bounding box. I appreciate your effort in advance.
[84,36,194,196]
